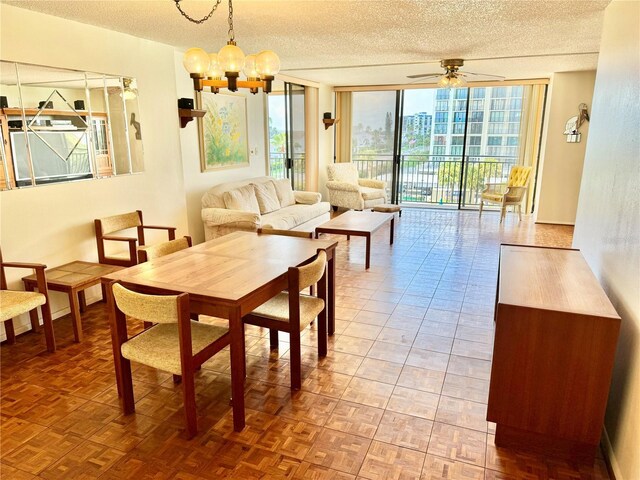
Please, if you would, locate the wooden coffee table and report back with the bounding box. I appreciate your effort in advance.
[23,261,123,344]
[315,210,394,269]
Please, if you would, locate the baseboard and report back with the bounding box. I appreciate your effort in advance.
[0,293,103,342]
[534,220,575,226]
[601,427,621,480]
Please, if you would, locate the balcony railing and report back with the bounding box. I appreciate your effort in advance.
[268,152,306,191]
[352,153,519,207]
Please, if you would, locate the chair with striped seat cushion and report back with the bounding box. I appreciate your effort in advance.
[108,282,230,438]
[243,250,328,389]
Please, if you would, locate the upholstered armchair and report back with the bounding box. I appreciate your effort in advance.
[479,166,532,223]
[326,163,387,211]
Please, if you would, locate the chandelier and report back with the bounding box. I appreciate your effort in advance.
[177,0,280,94]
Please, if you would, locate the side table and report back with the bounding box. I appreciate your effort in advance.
[23,261,123,345]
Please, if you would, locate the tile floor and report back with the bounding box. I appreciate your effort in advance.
[1,208,611,479]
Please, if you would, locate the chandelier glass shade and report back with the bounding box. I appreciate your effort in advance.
[177,0,280,94]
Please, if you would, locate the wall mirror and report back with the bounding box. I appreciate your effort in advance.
[0,61,144,190]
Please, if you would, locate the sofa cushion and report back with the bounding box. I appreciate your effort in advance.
[223,184,260,214]
[262,202,330,230]
[361,186,386,201]
[273,178,296,207]
[253,181,281,214]
[202,176,275,208]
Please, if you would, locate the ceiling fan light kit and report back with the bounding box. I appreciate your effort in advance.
[177,0,280,94]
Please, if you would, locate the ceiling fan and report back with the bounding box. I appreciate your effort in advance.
[407,59,505,88]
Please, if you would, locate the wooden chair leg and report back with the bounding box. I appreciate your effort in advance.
[500,206,506,223]
[479,200,484,217]
[182,371,197,439]
[4,319,15,344]
[28,309,40,333]
[121,357,135,414]
[269,329,279,349]
[289,332,302,390]
[518,204,522,221]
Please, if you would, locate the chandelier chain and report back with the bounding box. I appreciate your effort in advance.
[228,0,235,41]
[174,0,223,24]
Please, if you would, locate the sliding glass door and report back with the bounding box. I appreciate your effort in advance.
[267,82,305,190]
[349,84,537,209]
[285,82,305,190]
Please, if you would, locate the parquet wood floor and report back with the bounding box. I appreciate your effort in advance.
[1,209,609,479]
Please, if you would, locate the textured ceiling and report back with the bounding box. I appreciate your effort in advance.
[1,0,610,85]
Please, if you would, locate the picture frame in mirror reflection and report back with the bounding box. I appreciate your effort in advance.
[198,91,249,172]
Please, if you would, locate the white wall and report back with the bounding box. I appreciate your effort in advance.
[572,2,640,479]
[535,70,595,224]
[0,5,188,337]
[317,84,335,201]
[173,52,268,245]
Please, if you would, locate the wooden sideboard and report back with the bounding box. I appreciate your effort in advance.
[487,245,620,460]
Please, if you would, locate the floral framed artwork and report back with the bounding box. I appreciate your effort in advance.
[198,91,249,171]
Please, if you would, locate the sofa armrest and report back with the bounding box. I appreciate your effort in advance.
[201,208,260,227]
[358,178,386,189]
[326,181,360,193]
[294,191,321,205]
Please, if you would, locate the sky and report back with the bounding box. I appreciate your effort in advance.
[352,89,436,131]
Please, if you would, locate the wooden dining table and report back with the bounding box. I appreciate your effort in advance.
[101,231,338,431]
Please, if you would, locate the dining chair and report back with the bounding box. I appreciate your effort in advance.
[243,250,328,389]
[138,236,194,328]
[108,281,230,438]
[94,210,177,267]
[138,236,192,263]
[1,249,55,352]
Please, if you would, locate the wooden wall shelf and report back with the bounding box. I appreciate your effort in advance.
[178,108,206,128]
[323,118,338,130]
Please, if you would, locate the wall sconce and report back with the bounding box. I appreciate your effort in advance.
[323,112,339,130]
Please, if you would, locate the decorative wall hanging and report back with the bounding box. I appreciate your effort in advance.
[563,103,590,143]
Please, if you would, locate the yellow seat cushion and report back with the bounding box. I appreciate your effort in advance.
[121,321,228,375]
[251,292,325,329]
[0,290,46,322]
[481,193,506,203]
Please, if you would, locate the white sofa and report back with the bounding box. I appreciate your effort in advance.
[201,176,331,240]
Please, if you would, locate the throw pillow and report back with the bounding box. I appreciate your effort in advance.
[223,184,260,214]
[253,181,281,214]
[273,178,296,207]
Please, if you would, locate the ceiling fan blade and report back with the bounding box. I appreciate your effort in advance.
[406,73,441,79]
[408,76,441,84]
[461,71,506,80]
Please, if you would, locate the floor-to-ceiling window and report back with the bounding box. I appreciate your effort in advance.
[348,84,540,209]
[266,82,305,190]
